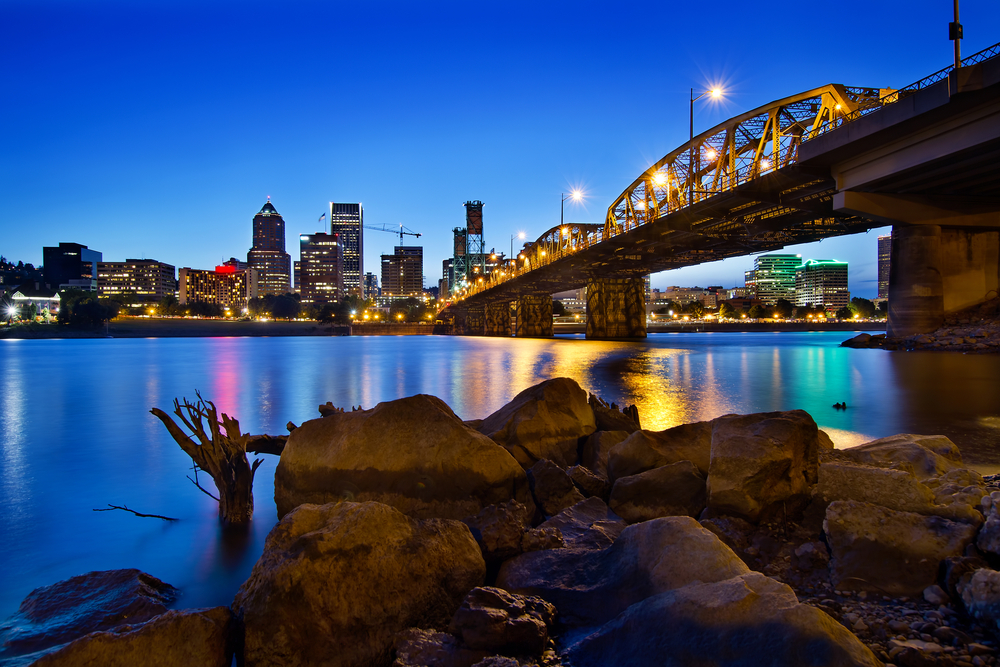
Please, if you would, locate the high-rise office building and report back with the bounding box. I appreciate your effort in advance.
[42,242,102,291]
[380,246,423,298]
[329,202,363,297]
[440,258,453,296]
[877,234,891,300]
[179,265,259,310]
[363,272,379,299]
[97,259,176,301]
[247,199,291,295]
[748,254,801,304]
[299,233,344,305]
[795,259,849,310]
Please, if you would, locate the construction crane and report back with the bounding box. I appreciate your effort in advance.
[363,223,422,245]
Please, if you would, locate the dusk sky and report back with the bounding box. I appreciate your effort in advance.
[4,1,998,298]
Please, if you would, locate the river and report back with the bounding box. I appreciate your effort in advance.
[1,332,998,618]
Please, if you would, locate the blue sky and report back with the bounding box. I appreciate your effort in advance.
[3,0,998,298]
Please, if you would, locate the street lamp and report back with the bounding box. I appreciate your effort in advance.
[689,87,723,204]
[511,232,525,261]
[561,190,583,228]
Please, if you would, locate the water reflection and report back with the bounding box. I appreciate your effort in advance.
[1,333,999,620]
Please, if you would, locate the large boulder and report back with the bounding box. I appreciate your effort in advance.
[28,607,235,667]
[824,500,977,596]
[580,431,630,479]
[562,573,880,667]
[274,394,532,519]
[957,568,1000,627]
[580,431,629,480]
[496,517,749,629]
[477,378,596,468]
[449,587,556,656]
[527,459,585,518]
[707,410,819,522]
[462,501,531,566]
[813,461,983,525]
[607,421,712,482]
[835,434,964,480]
[0,569,177,658]
[566,465,610,500]
[233,501,485,667]
[609,461,707,523]
[536,497,626,550]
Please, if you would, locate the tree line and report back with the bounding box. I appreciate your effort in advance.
[652,297,885,321]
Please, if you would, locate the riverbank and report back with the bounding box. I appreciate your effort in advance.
[552,321,887,335]
[1,318,885,339]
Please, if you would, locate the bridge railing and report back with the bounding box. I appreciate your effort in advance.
[807,40,1000,141]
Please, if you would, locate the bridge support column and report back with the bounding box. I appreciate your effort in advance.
[585,277,646,339]
[462,307,485,336]
[888,224,1000,338]
[515,295,553,337]
[484,301,512,336]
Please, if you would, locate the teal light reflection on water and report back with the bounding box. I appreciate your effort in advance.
[1,332,999,620]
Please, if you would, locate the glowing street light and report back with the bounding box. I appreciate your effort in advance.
[561,190,583,229]
[652,172,668,187]
[510,231,525,261]
[689,86,725,203]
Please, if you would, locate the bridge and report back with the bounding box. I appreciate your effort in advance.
[443,42,1000,339]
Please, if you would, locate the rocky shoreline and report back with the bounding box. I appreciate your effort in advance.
[843,299,1000,353]
[3,378,1000,666]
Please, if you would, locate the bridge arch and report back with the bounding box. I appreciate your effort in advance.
[604,84,888,238]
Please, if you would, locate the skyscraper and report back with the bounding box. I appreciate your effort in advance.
[330,202,363,297]
[749,254,801,304]
[877,234,891,300]
[299,233,344,305]
[363,272,379,299]
[795,259,849,310]
[247,199,291,295]
[380,246,423,298]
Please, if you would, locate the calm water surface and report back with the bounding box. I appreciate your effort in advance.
[2,332,999,618]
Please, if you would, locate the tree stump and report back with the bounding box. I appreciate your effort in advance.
[150,392,262,525]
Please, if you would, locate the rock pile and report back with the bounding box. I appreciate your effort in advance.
[6,376,1000,666]
[842,298,1000,353]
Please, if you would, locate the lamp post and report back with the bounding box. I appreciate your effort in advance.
[689,87,723,205]
[510,232,525,264]
[950,0,963,70]
[561,190,583,228]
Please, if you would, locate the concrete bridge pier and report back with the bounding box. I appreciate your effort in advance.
[888,224,1000,338]
[459,306,485,336]
[515,295,553,337]
[585,277,646,339]
[484,301,512,336]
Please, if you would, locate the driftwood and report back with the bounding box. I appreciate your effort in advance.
[93,504,178,521]
[318,402,364,417]
[246,434,287,456]
[150,392,262,525]
[588,393,642,432]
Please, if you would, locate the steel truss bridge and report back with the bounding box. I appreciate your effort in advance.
[449,42,1000,307]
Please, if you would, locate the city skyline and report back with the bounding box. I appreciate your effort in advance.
[4,2,999,299]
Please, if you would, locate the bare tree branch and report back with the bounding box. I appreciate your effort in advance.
[93,504,178,521]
